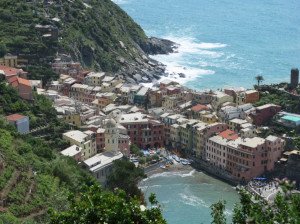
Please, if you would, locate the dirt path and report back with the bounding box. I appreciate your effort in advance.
[24,167,35,204]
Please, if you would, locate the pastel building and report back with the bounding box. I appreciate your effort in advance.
[236,90,259,105]
[250,104,281,126]
[5,114,29,133]
[63,130,97,160]
[8,76,32,100]
[226,136,284,180]
[117,113,164,149]
[211,91,234,109]
[60,145,82,162]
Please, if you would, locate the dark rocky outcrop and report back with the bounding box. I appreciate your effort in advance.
[139,37,178,55]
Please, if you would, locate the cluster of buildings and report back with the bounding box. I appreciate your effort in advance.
[4,56,299,186]
[45,59,288,183]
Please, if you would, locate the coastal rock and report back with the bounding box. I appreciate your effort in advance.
[139,37,177,55]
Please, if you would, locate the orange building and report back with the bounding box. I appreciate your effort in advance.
[237,90,259,105]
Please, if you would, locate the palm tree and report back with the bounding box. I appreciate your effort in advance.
[255,75,264,86]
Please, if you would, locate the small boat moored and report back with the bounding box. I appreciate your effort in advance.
[172,155,181,163]
[160,165,167,169]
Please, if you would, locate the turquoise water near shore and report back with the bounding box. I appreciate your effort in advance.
[114,0,300,90]
[139,169,239,224]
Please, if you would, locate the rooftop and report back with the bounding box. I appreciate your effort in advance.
[218,129,239,140]
[256,104,280,110]
[191,104,210,112]
[118,113,150,124]
[63,130,88,143]
[60,145,82,157]
[5,114,26,121]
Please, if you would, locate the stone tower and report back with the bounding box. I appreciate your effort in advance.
[290,68,299,89]
[105,118,119,155]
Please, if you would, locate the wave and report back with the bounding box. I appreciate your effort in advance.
[112,0,128,4]
[147,35,229,87]
[141,169,196,181]
[179,193,210,208]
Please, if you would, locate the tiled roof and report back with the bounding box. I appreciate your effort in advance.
[0,65,22,76]
[191,104,210,112]
[218,129,239,140]
[18,77,31,87]
[5,114,26,121]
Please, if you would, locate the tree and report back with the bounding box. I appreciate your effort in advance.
[255,75,264,86]
[49,184,167,224]
[211,179,300,223]
[0,43,7,58]
[210,200,226,224]
[108,160,147,203]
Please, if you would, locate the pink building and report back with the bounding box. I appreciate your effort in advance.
[195,122,228,159]
[250,104,281,126]
[8,76,32,100]
[226,136,284,181]
[206,129,238,169]
[96,128,105,153]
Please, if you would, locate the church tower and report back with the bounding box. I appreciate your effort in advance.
[104,119,119,155]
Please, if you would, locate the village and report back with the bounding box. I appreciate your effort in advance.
[1,55,300,192]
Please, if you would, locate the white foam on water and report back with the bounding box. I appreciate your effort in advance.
[141,169,196,181]
[179,193,210,208]
[148,35,228,86]
[112,0,128,4]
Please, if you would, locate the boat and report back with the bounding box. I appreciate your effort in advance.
[160,165,167,169]
[172,155,181,163]
[167,160,173,165]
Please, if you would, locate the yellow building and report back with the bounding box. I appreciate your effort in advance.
[63,113,81,126]
[0,55,18,67]
[63,130,96,160]
[211,91,234,109]
[200,111,219,124]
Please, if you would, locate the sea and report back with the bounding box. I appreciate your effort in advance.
[113,0,300,90]
[139,169,239,224]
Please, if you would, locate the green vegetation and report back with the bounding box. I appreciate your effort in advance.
[253,90,299,113]
[210,180,300,224]
[0,0,148,79]
[108,160,147,203]
[255,75,264,86]
[50,184,166,224]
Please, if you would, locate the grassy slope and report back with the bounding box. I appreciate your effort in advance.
[0,0,148,73]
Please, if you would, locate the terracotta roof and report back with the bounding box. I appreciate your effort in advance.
[8,76,18,83]
[98,97,109,101]
[0,65,22,76]
[7,77,31,88]
[218,129,239,140]
[191,104,210,112]
[5,114,26,121]
[18,77,31,87]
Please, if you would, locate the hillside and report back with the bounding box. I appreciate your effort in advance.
[0,83,96,222]
[0,0,175,83]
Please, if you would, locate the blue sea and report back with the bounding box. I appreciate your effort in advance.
[114,0,300,90]
[139,169,239,224]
